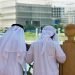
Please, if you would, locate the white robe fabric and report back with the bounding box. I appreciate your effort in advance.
[26,26,66,75]
[26,40,66,75]
[0,52,23,75]
[0,26,26,75]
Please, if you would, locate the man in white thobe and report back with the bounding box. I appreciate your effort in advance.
[0,24,27,75]
[26,26,66,75]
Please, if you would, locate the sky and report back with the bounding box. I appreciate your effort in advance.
[17,0,75,4]
[0,0,75,3]
[17,0,75,7]
[0,0,75,7]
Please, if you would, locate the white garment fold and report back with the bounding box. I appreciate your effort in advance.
[0,26,26,75]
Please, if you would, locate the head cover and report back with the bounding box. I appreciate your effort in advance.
[0,25,26,67]
[41,26,55,38]
[40,26,59,54]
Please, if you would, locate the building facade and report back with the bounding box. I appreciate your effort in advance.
[51,6,64,25]
[0,0,52,27]
[64,4,75,25]
[0,0,16,27]
[0,0,64,28]
[16,3,52,27]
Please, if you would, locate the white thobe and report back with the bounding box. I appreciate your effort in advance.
[0,53,24,75]
[26,39,66,75]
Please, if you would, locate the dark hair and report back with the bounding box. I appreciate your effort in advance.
[51,34,55,39]
[40,25,46,32]
[11,24,24,30]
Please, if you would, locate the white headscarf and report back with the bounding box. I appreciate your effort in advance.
[0,25,26,66]
[40,26,59,54]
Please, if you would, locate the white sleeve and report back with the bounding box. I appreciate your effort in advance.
[26,44,34,64]
[55,43,66,63]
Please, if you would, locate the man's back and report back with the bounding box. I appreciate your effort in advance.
[26,26,66,75]
[26,40,60,75]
